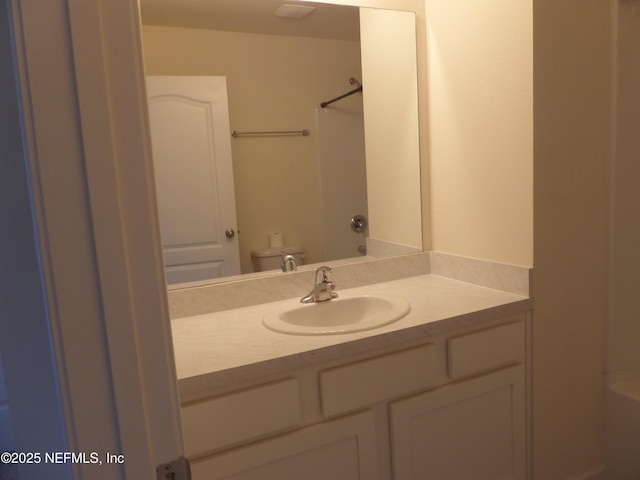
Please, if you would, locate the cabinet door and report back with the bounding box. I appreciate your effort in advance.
[390,366,526,480]
[191,411,378,480]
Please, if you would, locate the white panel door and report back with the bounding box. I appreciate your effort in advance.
[147,76,241,283]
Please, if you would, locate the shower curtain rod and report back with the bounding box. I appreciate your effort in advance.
[320,85,363,108]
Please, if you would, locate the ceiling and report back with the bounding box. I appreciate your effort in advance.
[139,0,360,41]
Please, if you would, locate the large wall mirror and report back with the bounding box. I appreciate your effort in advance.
[139,0,422,285]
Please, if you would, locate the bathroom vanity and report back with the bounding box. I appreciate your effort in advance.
[171,258,532,480]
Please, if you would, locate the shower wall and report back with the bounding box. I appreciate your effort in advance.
[316,106,368,261]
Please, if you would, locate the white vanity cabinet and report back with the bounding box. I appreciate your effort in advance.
[180,314,529,480]
[388,320,527,480]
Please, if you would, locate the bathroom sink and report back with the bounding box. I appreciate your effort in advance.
[262,295,411,335]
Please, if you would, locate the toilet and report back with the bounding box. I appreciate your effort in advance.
[251,246,305,272]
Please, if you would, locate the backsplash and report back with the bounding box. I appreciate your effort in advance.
[168,252,430,318]
[168,251,532,318]
[366,237,422,258]
[430,251,532,297]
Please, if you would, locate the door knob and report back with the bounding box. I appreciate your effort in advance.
[350,214,367,233]
[225,228,235,238]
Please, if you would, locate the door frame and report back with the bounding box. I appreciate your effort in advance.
[1,0,183,478]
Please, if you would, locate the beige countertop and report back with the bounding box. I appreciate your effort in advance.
[171,273,532,401]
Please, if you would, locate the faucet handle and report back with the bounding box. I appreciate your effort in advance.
[301,266,338,303]
[326,282,339,300]
[315,266,333,283]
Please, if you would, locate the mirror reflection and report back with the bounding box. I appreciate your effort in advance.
[140,0,422,285]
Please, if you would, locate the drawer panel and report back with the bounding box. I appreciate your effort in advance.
[447,320,525,379]
[320,344,437,417]
[182,378,301,456]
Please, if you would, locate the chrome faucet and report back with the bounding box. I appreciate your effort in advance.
[281,254,297,272]
[301,266,338,303]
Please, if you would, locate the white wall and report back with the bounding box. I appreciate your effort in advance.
[426,0,533,267]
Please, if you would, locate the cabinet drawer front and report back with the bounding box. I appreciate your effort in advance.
[320,344,437,417]
[447,319,525,379]
[182,378,301,456]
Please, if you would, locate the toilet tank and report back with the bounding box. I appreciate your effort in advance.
[251,246,305,272]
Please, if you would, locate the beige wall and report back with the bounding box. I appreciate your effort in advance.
[426,0,612,478]
[533,0,612,478]
[360,8,422,249]
[425,0,533,267]
[142,26,361,272]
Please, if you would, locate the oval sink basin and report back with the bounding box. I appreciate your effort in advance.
[263,295,411,335]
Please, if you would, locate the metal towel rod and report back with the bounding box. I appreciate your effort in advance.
[231,129,310,137]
